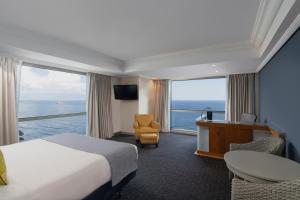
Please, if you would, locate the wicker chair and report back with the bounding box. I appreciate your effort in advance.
[231,178,300,200]
[240,113,256,124]
[230,137,284,156]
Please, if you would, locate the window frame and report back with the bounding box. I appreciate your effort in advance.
[18,62,88,141]
[170,76,227,134]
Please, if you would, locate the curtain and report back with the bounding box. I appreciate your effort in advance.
[0,57,22,145]
[87,73,113,139]
[227,73,259,122]
[153,80,170,132]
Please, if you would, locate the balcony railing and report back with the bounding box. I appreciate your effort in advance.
[18,112,86,122]
[170,109,225,132]
[18,112,86,141]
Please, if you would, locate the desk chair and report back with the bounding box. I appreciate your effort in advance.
[240,113,256,124]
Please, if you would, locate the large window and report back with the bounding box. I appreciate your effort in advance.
[171,78,226,131]
[18,65,86,141]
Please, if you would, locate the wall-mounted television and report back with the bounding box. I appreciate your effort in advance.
[114,85,138,100]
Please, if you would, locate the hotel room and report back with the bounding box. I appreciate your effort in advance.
[0,0,300,200]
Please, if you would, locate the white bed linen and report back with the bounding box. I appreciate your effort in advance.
[0,139,111,200]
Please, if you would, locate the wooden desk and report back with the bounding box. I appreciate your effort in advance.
[195,120,269,159]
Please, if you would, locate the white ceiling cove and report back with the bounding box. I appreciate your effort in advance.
[0,0,299,79]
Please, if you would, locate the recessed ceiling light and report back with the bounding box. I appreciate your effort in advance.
[211,64,216,67]
[215,70,218,73]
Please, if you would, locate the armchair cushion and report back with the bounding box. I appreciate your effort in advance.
[136,127,159,133]
[230,137,284,156]
[135,114,153,127]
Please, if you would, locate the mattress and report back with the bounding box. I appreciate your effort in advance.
[0,139,111,200]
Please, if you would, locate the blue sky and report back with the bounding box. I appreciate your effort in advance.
[20,66,86,101]
[172,78,226,100]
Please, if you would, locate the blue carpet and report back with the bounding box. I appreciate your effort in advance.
[111,133,229,200]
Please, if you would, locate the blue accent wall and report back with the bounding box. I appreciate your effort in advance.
[260,28,300,162]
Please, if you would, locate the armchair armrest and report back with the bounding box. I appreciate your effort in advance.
[230,141,260,151]
[230,137,284,155]
[151,121,161,131]
[231,178,300,200]
[133,121,139,129]
[230,139,272,151]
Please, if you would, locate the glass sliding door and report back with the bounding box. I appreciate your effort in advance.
[171,78,226,132]
[18,65,87,141]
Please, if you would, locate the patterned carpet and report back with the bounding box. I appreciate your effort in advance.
[111,133,230,200]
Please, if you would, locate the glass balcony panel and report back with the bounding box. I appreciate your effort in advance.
[18,115,86,141]
[171,110,225,131]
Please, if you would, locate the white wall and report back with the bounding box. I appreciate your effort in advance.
[110,76,153,134]
[119,77,139,133]
[111,77,121,133]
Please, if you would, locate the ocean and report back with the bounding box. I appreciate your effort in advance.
[171,100,225,130]
[18,100,225,140]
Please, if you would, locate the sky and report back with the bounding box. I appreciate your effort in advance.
[19,66,226,101]
[171,78,226,100]
[20,66,86,101]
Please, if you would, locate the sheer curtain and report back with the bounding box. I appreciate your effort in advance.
[153,79,170,132]
[227,73,259,122]
[0,57,22,145]
[87,73,113,139]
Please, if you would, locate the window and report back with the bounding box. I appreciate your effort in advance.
[18,65,87,141]
[171,78,226,131]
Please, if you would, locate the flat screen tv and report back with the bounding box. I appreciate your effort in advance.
[114,85,138,100]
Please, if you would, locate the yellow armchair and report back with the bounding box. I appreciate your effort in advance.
[133,114,160,140]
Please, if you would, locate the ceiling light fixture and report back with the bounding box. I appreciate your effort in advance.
[211,64,216,67]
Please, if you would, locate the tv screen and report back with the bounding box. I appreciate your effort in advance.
[114,85,138,100]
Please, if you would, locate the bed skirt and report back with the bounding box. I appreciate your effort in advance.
[83,170,136,200]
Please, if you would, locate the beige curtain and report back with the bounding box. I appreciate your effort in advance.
[0,57,21,145]
[227,73,259,122]
[153,80,170,132]
[87,73,113,139]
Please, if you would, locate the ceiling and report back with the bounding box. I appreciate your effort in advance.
[0,0,299,79]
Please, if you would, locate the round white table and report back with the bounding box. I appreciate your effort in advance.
[224,150,300,183]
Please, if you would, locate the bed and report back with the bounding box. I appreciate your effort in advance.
[0,133,138,200]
